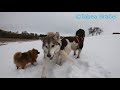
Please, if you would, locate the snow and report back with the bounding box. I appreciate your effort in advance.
[0,34,120,78]
[84,35,120,78]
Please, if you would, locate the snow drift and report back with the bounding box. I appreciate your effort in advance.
[0,34,120,78]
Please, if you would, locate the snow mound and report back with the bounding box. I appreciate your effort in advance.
[0,35,120,78]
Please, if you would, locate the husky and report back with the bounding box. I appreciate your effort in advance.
[41,32,73,78]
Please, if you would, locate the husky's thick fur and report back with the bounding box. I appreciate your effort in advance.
[41,32,73,78]
[14,48,40,69]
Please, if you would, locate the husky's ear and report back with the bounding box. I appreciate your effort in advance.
[54,32,60,40]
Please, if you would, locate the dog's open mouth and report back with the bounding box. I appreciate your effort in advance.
[50,56,54,60]
[49,55,54,60]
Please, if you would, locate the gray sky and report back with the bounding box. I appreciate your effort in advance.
[0,12,120,35]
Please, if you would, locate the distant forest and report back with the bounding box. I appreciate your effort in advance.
[0,29,40,39]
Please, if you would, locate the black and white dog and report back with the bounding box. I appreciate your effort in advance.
[62,29,85,59]
[75,29,85,58]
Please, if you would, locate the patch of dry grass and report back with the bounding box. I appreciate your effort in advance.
[0,38,38,43]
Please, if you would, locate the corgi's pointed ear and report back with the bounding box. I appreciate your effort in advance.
[54,32,60,40]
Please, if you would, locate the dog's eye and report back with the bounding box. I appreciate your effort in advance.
[46,46,48,48]
[51,45,54,48]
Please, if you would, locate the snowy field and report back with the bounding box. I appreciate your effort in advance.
[0,34,120,78]
[0,12,120,78]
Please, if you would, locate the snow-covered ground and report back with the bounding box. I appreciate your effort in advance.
[0,34,120,78]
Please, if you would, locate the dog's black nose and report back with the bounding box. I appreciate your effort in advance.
[47,54,51,57]
[38,52,40,54]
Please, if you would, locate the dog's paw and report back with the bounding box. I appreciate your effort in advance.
[56,63,61,66]
[56,61,62,66]
[56,61,60,65]
[31,63,35,65]
[76,57,80,59]
[59,61,63,66]
[57,63,62,66]
[59,62,63,66]
[32,63,37,66]
[74,54,76,56]
[32,62,38,66]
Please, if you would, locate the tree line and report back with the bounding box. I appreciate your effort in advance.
[0,29,40,39]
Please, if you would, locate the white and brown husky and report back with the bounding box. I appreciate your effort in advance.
[41,32,73,78]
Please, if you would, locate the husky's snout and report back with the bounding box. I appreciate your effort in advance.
[47,53,54,60]
[47,54,51,58]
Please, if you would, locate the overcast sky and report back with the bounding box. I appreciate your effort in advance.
[0,12,120,35]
